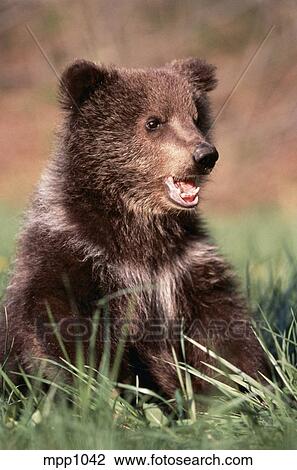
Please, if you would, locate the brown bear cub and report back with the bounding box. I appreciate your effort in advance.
[0,58,268,397]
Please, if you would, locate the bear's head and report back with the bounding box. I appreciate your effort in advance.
[58,58,218,215]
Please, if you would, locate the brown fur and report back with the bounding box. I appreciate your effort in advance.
[0,58,269,397]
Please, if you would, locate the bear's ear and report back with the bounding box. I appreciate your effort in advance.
[58,60,111,111]
[170,58,217,93]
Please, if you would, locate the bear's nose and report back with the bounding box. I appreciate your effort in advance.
[193,142,219,172]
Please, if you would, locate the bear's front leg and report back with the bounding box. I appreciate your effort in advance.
[182,252,270,387]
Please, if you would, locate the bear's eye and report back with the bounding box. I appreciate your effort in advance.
[145,117,162,131]
[193,112,199,125]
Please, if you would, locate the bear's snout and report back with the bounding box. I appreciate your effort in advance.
[192,142,219,173]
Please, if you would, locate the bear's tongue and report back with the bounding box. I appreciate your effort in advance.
[174,179,199,202]
[164,176,200,207]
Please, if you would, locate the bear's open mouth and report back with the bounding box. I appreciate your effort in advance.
[164,176,200,208]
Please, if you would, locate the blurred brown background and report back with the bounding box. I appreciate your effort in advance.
[0,0,296,214]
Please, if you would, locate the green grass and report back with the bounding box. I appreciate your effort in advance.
[0,206,296,450]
